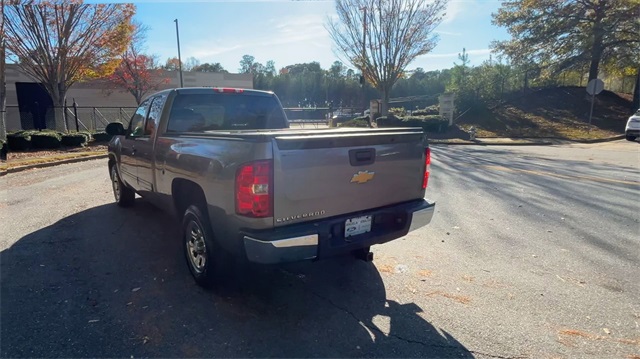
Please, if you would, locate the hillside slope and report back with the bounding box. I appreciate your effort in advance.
[457,86,634,139]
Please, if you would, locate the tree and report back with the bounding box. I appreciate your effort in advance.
[192,62,227,73]
[239,55,256,74]
[4,2,135,131]
[492,0,640,83]
[1,0,7,143]
[326,0,447,114]
[164,57,183,71]
[105,24,169,105]
[184,56,200,71]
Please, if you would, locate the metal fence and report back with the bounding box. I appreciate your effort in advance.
[5,105,370,132]
[5,105,135,132]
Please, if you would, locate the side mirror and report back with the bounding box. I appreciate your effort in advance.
[105,122,125,136]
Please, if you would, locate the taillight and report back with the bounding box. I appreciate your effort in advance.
[235,160,273,218]
[422,147,431,189]
[214,87,244,93]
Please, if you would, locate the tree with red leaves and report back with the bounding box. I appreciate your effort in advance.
[107,25,169,105]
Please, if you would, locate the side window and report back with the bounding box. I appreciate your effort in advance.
[145,93,168,137]
[128,98,152,137]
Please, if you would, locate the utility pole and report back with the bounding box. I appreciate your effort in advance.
[174,19,184,88]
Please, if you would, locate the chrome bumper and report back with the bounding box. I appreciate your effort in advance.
[244,234,318,264]
[243,199,435,264]
[408,202,435,232]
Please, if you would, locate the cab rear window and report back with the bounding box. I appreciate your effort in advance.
[167,93,288,132]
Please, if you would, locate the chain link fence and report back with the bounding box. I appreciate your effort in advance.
[6,105,135,132]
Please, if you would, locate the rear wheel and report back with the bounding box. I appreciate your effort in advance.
[626,134,637,141]
[183,205,232,288]
[110,164,135,207]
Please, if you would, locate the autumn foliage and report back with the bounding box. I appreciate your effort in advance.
[4,1,136,130]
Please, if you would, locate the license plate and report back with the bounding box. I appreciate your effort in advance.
[345,215,372,237]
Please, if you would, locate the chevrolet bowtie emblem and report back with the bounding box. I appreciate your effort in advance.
[351,171,375,184]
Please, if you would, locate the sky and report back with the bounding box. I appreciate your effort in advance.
[88,0,510,73]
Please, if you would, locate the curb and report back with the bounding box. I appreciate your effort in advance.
[0,154,108,177]
[429,140,554,146]
[429,134,625,146]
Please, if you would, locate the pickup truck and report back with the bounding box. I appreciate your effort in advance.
[106,87,435,287]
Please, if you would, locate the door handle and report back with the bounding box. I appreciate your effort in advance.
[349,148,376,166]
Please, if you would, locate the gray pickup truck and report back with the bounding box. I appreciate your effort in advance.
[106,87,435,287]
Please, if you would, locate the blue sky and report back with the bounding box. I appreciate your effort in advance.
[92,0,509,73]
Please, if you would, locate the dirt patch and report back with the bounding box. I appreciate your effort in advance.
[558,328,640,347]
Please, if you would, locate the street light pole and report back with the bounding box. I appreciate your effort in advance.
[174,19,184,88]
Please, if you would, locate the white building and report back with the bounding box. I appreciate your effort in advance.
[4,63,253,131]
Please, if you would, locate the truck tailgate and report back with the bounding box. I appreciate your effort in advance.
[272,128,427,226]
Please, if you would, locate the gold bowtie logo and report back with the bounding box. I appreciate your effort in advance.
[351,171,375,184]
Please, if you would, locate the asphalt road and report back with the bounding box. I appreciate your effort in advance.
[1,140,639,358]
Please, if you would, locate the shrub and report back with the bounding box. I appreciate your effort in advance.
[7,131,34,151]
[377,115,448,132]
[402,116,448,132]
[389,107,407,117]
[0,139,6,160]
[339,117,370,128]
[31,131,62,149]
[412,106,439,116]
[76,131,94,143]
[92,131,113,142]
[376,115,403,127]
[61,133,89,147]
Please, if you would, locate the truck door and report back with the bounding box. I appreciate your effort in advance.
[134,93,168,195]
[120,98,151,191]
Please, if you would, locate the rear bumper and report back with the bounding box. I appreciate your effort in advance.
[242,199,435,264]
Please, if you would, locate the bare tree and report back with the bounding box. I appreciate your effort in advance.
[4,2,135,131]
[327,0,447,115]
[1,0,7,143]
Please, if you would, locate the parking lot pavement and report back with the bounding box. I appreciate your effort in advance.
[1,140,639,358]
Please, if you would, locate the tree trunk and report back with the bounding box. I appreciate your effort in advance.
[50,86,68,132]
[380,87,390,116]
[588,5,605,83]
[0,40,6,142]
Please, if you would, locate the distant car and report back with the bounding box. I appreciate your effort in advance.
[626,109,640,141]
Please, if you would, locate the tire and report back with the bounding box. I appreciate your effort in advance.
[110,164,135,207]
[182,205,233,288]
[626,135,637,141]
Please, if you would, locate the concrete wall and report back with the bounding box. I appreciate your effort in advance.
[5,63,254,131]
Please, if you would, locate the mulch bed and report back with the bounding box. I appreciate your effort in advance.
[6,144,108,161]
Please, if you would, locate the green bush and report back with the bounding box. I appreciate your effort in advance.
[1,139,7,160]
[412,106,439,116]
[76,131,94,143]
[61,133,89,147]
[377,115,448,132]
[376,115,403,127]
[389,107,407,117]
[7,131,34,151]
[339,117,370,128]
[31,131,62,149]
[92,131,113,142]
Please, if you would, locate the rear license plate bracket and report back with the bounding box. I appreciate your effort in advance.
[345,215,372,237]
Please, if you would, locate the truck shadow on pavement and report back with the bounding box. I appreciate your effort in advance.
[1,199,473,358]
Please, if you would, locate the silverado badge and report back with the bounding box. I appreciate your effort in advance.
[351,170,375,184]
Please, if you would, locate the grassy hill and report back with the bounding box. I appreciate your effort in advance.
[455,86,635,139]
